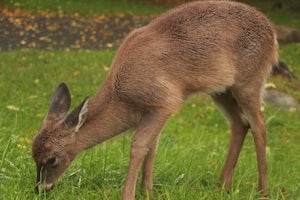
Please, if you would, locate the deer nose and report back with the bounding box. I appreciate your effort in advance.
[34,182,54,193]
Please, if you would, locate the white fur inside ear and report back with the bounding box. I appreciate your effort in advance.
[75,99,89,132]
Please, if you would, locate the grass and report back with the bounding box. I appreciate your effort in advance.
[1,1,300,200]
[2,0,166,15]
[0,48,300,199]
[240,0,300,28]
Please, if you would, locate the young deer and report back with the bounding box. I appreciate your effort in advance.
[32,1,278,199]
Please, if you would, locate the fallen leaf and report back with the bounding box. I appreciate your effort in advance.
[81,35,86,43]
[28,42,37,48]
[289,107,296,112]
[106,43,113,48]
[28,95,38,100]
[103,65,109,71]
[17,144,27,149]
[73,70,80,76]
[36,113,45,118]
[19,137,32,144]
[265,82,276,89]
[104,189,111,197]
[39,36,51,42]
[89,35,97,42]
[6,105,21,111]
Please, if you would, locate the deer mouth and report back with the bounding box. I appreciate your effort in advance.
[34,182,54,193]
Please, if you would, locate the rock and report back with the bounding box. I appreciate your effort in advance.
[273,24,300,44]
[263,89,300,111]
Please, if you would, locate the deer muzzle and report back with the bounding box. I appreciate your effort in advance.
[34,182,54,193]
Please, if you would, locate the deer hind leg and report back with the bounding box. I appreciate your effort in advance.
[232,83,268,197]
[212,89,250,191]
[121,109,171,200]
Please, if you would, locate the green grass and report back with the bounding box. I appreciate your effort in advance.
[2,0,166,15]
[1,1,300,200]
[240,0,300,29]
[0,49,300,199]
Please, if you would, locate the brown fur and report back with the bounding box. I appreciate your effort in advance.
[32,1,278,199]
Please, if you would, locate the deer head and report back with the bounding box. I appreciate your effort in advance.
[32,83,88,193]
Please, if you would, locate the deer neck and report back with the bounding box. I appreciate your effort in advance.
[73,85,141,154]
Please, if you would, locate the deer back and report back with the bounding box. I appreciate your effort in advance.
[108,1,277,109]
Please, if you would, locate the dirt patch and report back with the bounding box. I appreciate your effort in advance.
[0,7,154,50]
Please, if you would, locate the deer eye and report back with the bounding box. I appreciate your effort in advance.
[46,156,57,166]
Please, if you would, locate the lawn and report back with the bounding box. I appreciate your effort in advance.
[1,0,166,15]
[1,1,300,200]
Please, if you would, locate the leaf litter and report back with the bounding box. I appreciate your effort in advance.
[0,5,154,51]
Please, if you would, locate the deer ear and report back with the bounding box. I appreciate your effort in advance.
[45,83,71,123]
[64,97,89,132]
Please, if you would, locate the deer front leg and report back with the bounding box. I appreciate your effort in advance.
[121,111,169,200]
[140,139,159,196]
[121,144,148,200]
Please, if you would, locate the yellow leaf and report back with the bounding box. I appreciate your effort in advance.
[28,42,37,48]
[289,107,296,112]
[25,138,31,144]
[28,95,38,100]
[103,65,109,71]
[106,43,113,48]
[19,137,32,144]
[36,113,45,118]
[81,35,86,43]
[264,82,276,89]
[73,70,80,76]
[6,105,20,111]
[89,35,97,42]
[104,189,111,197]
[39,36,51,42]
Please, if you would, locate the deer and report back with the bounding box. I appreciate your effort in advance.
[31,1,278,199]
